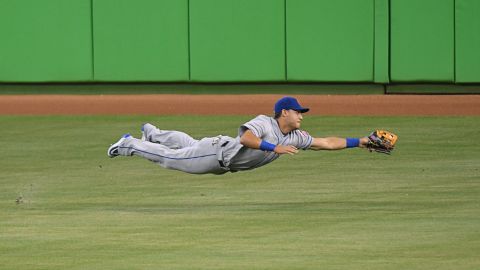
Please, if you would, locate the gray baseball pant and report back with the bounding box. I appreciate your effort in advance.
[117,124,228,174]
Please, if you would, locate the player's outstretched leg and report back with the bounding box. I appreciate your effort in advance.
[141,123,198,149]
[110,134,225,174]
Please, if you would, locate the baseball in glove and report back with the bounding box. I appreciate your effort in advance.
[367,130,398,154]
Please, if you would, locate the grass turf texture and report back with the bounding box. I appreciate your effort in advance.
[1,115,479,270]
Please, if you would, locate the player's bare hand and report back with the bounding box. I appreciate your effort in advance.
[274,145,298,155]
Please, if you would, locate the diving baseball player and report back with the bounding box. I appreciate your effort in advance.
[107,96,397,174]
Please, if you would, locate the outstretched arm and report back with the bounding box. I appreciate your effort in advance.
[309,137,369,151]
[240,129,299,155]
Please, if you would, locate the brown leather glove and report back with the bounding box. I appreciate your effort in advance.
[367,130,398,154]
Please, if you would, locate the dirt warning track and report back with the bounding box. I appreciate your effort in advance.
[0,94,479,116]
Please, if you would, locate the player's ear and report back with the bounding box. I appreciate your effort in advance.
[281,109,288,117]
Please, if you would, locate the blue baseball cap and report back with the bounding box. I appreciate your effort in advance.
[274,96,309,114]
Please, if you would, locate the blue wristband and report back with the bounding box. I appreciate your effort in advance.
[260,140,276,151]
[346,138,360,148]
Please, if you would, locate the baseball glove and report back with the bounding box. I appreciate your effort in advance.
[367,130,398,154]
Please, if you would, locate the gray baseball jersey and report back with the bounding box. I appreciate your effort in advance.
[228,115,313,171]
[115,116,313,174]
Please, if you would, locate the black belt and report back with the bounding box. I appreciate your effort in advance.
[218,141,230,168]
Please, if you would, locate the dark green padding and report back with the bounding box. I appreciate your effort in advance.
[390,0,454,82]
[0,83,385,95]
[374,0,389,83]
[189,0,285,82]
[0,0,92,82]
[93,0,189,81]
[455,0,480,83]
[387,84,480,94]
[286,0,374,82]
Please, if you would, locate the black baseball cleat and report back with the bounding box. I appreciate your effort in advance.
[107,134,131,158]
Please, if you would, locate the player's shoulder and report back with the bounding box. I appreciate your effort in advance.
[251,114,273,122]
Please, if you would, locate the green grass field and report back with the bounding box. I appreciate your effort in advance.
[1,115,479,270]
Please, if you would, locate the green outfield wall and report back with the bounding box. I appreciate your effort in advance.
[455,0,480,83]
[0,0,479,85]
[189,0,285,82]
[93,0,189,82]
[287,0,374,82]
[391,0,454,82]
[0,0,92,82]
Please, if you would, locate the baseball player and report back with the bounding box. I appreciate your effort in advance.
[107,96,397,174]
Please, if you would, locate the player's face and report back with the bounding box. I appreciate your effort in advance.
[286,109,303,129]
